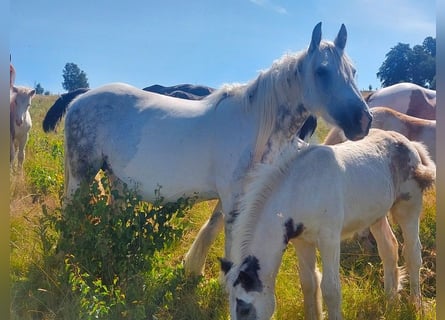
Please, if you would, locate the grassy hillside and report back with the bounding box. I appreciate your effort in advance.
[10,94,436,319]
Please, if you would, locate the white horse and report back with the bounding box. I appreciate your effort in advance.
[44,22,372,275]
[366,83,436,120]
[10,86,36,171]
[221,129,435,320]
[324,106,436,162]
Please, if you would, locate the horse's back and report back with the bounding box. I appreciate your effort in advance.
[367,83,436,119]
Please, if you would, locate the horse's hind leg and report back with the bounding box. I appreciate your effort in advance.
[184,201,224,275]
[63,146,103,205]
[369,216,400,299]
[390,198,423,309]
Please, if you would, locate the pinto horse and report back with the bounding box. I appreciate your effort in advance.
[324,106,436,162]
[10,86,36,170]
[43,22,372,275]
[366,83,436,120]
[221,129,435,319]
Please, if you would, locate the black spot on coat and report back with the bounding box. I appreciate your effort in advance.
[284,219,304,244]
[234,256,263,292]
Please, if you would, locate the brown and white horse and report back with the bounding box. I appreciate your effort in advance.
[324,106,436,163]
[366,83,436,120]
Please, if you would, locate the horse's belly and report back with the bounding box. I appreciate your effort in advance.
[341,194,393,239]
[109,140,217,203]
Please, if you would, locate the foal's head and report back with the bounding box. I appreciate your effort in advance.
[220,255,275,320]
[10,86,36,126]
[297,22,372,141]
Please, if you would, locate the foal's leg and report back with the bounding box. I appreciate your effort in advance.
[369,216,400,298]
[318,231,342,320]
[184,201,224,275]
[10,134,15,168]
[292,240,322,320]
[390,200,423,309]
[17,134,28,171]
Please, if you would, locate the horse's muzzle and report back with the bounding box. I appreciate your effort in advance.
[345,110,372,141]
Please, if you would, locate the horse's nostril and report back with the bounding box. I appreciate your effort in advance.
[236,299,253,317]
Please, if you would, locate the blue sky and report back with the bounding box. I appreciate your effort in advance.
[10,0,435,94]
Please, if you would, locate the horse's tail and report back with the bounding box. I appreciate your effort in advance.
[411,141,436,191]
[42,88,90,132]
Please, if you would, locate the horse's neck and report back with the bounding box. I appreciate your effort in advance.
[256,104,309,163]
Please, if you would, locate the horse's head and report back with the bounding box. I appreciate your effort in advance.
[220,256,275,320]
[297,22,372,141]
[11,86,35,126]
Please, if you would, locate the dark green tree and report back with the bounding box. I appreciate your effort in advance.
[377,43,412,87]
[377,37,436,89]
[422,36,436,57]
[35,83,44,95]
[62,62,89,92]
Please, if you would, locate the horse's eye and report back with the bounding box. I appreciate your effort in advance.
[315,67,328,78]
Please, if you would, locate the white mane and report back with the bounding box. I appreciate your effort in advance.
[233,141,312,258]
[204,50,308,163]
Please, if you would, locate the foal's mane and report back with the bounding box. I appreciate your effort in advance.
[233,143,313,257]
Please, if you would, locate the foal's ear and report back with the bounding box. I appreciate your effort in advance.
[334,24,347,51]
[309,22,322,53]
[218,257,233,275]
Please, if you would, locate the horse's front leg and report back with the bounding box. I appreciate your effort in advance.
[17,134,27,171]
[318,231,342,320]
[292,240,322,320]
[184,200,224,275]
[10,134,15,168]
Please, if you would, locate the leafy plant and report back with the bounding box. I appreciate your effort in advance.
[54,174,195,319]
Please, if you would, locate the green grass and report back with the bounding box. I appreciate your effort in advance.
[10,94,436,319]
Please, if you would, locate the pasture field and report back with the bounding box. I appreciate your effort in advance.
[10,95,436,319]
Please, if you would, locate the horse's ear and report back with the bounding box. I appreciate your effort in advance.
[309,22,322,53]
[29,89,36,97]
[334,24,347,51]
[218,257,233,275]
